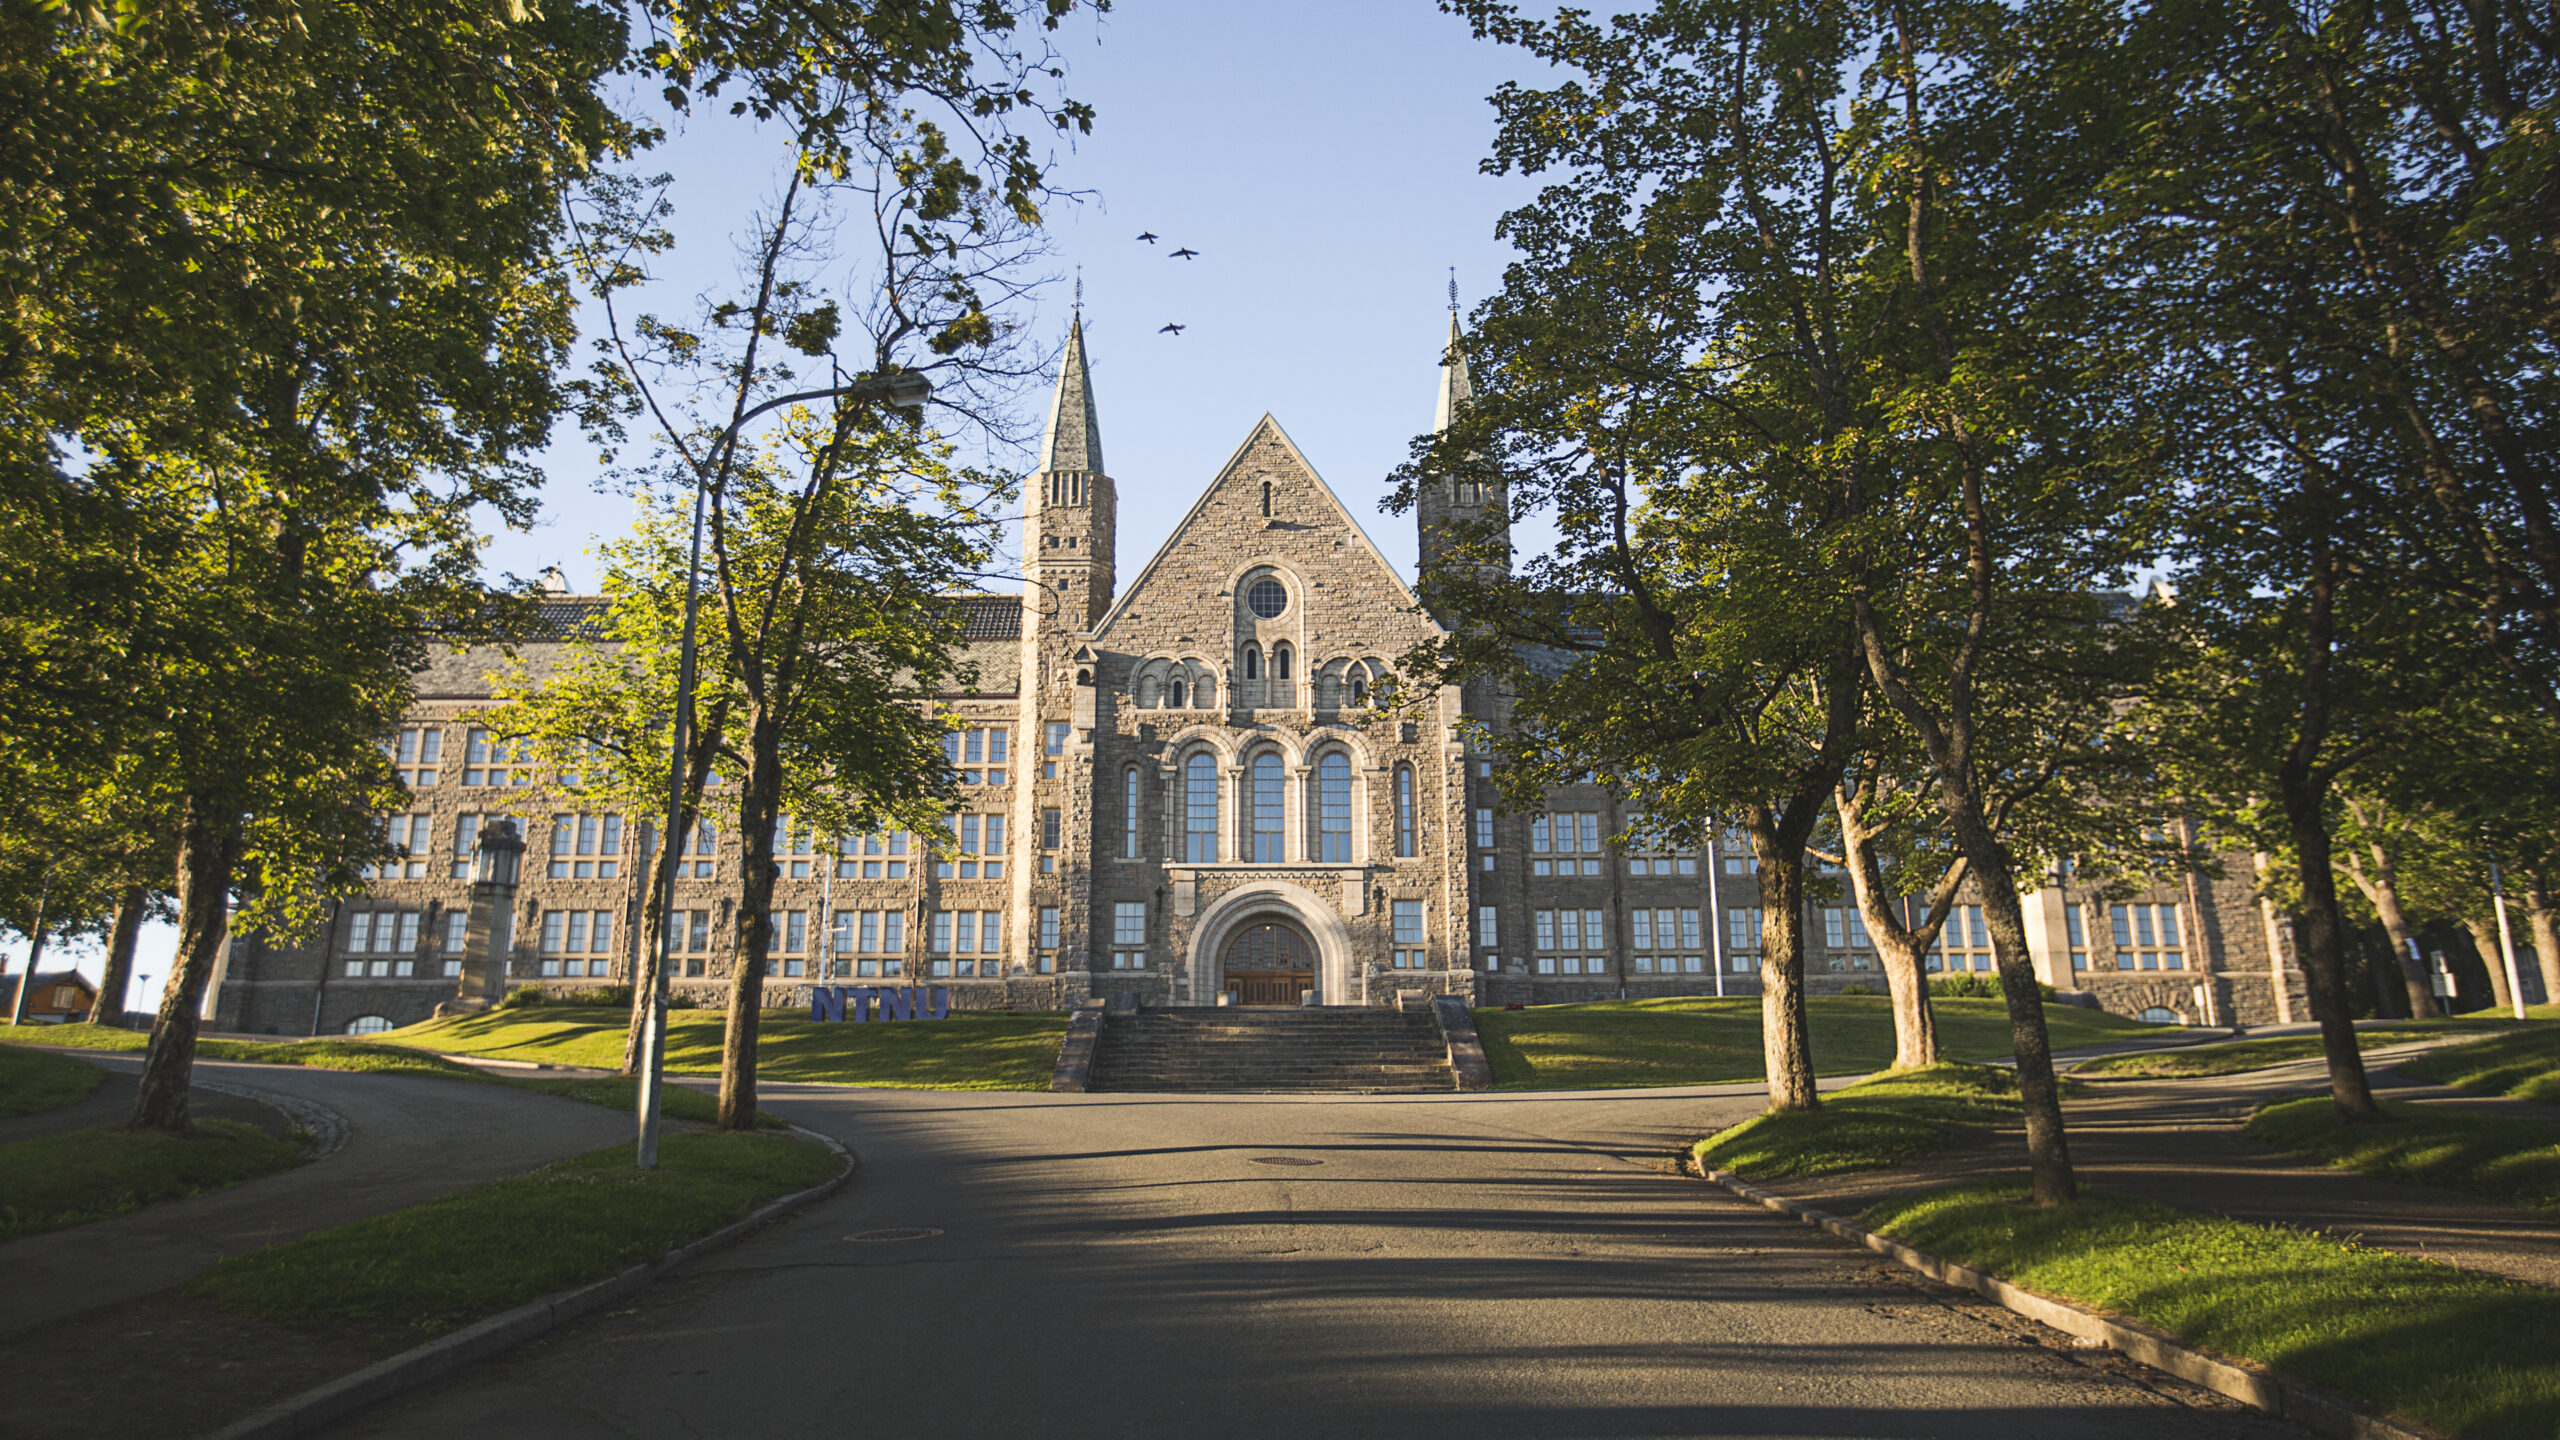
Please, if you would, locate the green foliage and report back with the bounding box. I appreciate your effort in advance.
[498,985,551,1010]
[0,1043,108,1117]
[1867,1184,2560,1440]
[183,1131,838,1333]
[2249,1096,2560,1213]
[1693,1063,2030,1181]
[1472,996,2149,1090]
[0,1120,301,1240]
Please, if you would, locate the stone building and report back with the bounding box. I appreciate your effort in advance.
[207,313,2309,1036]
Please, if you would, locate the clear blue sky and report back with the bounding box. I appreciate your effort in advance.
[9,0,1554,1005]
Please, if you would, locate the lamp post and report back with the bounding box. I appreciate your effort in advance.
[635,368,931,1169]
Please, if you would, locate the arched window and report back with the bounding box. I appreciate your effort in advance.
[1318,752,1353,863]
[1242,645,1260,680]
[1394,764,1417,858]
[1169,678,1187,709]
[1349,677,1368,706]
[1261,479,1273,516]
[1123,767,1140,859]
[344,1015,393,1036]
[1273,643,1293,680]
[1251,752,1285,863]
[1185,752,1220,862]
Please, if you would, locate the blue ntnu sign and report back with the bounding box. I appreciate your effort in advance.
[809,986,952,1023]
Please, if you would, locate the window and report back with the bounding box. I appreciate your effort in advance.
[929,909,1006,976]
[943,727,1009,786]
[771,817,817,878]
[442,911,468,952]
[1530,908,1607,975]
[1474,807,1494,849]
[345,1015,394,1035]
[762,909,809,976]
[1391,899,1427,969]
[1273,643,1293,680]
[548,814,624,879]
[1727,907,1765,956]
[1261,479,1273,516]
[1045,722,1069,779]
[1933,904,1993,973]
[1184,753,1219,863]
[2109,903,2185,971]
[1114,902,1146,947]
[1532,811,1602,876]
[1393,765,1416,858]
[1242,644,1261,681]
[389,727,443,787]
[1169,679,1187,708]
[1478,905,1499,948]
[941,814,1006,879]
[1248,752,1286,862]
[686,821,718,878]
[839,831,910,879]
[537,909,618,977]
[1621,816,1698,877]
[450,814,481,879]
[1318,752,1352,862]
[1123,767,1142,859]
[834,910,906,977]
[1246,577,1288,619]
[2066,903,2089,971]
[376,814,431,878]
[462,727,531,786]
[1040,907,1061,951]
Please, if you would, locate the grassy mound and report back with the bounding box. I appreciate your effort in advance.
[1867,1183,2560,1440]
[1476,995,2157,1090]
[0,1042,109,1117]
[1692,1063,2030,1181]
[2076,1021,2509,1079]
[389,1005,1069,1090]
[2247,1096,2560,1213]
[186,1130,840,1334]
[2400,1023,2560,1105]
[1,1120,303,1240]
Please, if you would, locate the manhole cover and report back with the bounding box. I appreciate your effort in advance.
[1248,1156,1324,1167]
[845,1227,944,1242]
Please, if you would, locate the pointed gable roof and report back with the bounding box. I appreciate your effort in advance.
[1433,311,1471,434]
[1095,414,1440,640]
[1038,314,1105,475]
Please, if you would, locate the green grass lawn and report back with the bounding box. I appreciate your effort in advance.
[0,1023,764,1127]
[1866,1183,2560,1439]
[1474,995,2161,1090]
[185,1130,840,1335]
[2247,1096,2560,1213]
[2400,1022,2560,1104]
[2075,1020,2520,1079]
[0,1042,108,1117]
[0,1120,303,1240]
[1692,1063,2036,1181]
[387,1005,1070,1090]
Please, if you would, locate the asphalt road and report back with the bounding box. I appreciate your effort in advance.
[326,1082,2304,1440]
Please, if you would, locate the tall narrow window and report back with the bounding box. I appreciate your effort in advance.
[1393,765,1417,858]
[1242,645,1260,681]
[1273,643,1292,680]
[1318,752,1352,862]
[1261,479,1273,516]
[1185,752,1220,863]
[1169,679,1187,709]
[1251,752,1285,863]
[1123,767,1140,859]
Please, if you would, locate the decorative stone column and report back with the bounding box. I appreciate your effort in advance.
[439,819,525,1015]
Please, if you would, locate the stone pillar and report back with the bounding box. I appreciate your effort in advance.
[441,819,525,1014]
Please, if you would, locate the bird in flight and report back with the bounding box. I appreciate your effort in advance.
[1169,247,1200,259]
[1136,231,1159,244]
[1159,323,1186,335]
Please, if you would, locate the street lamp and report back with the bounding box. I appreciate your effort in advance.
[635,369,931,1169]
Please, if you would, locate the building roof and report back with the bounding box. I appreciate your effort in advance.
[954,594,1021,640]
[1434,309,1472,434]
[1037,314,1106,476]
[525,597,611,641]
[0,971,94,1004]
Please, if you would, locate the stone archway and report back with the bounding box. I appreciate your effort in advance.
[1186,882,1359,1006]
[1221,918,1317,1005]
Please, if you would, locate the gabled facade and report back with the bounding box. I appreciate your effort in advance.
[209,310,2313,1035]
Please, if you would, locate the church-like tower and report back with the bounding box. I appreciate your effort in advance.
[1414,305,1509,622]
[1026,313,1117,629]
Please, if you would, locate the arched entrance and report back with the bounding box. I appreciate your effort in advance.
[1222,919,1316,1006]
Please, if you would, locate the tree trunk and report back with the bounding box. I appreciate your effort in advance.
[2344,847,2433,1017]
[624,707,727,1075]
[2464,915,2514,1013]
[132,795,244,1132]
[2524,868,2560,1009]
[86,885,148,1027]
[9,881,51,1028]
[1946,804,2075,1205]
[1836,792,1944,1070]
[717,711,783,1131]
[1755,834,1819,1111]
[2280,776,2383,1120]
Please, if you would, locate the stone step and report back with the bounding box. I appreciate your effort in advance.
[1089,1007,1456,1093]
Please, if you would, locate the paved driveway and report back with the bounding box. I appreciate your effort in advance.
[327,1083,2300,1440]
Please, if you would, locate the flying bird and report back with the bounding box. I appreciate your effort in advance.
[1169,247,1200,260]
[1159,323,1186,335]
[1136,231,1159,244]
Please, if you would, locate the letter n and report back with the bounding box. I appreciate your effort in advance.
[809,986,845,1023]
[877,987,915,1022]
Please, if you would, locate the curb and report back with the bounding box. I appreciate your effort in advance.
[200,1123,854,1440]
[1695,1164,2435,1440]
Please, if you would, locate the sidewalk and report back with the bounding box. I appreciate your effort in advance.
[1739,1044,2560,1290]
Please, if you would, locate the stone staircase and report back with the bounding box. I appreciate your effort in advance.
[1086,1007,1457,1093]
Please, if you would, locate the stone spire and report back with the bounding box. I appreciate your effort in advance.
[1432,308,1472,435]
[1039,313,1105,477]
